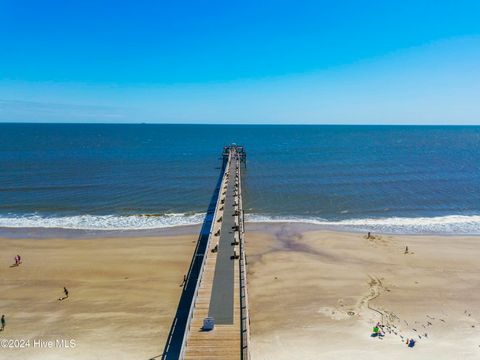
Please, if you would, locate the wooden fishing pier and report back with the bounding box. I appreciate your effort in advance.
[162,144,250,360]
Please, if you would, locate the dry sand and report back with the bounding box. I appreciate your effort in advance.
[247,224,480,360]
[0,233,196,360]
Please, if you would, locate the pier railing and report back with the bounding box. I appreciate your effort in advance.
[237,156,251,360]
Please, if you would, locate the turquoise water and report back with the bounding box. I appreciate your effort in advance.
[0,124,479,233]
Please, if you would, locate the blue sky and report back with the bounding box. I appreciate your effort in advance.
[0,0,479,124]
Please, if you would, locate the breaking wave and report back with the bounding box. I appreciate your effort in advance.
[0,213,206,231]
[1,213,480,234]
[246,214,480,234]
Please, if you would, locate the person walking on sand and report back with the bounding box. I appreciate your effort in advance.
[14,254,21,266]
[405,246,409,254]
[1,315,5,331]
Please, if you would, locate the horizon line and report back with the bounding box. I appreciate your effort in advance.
[0,122,479,126]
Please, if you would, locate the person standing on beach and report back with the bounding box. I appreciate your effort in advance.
[1,315,5,331]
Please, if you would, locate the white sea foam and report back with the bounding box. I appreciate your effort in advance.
[0,213,206,231]
[1,213,480,234]
[246,214,480,234]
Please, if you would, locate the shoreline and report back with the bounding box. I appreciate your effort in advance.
[1,220,480,239]
[0,224,202,239]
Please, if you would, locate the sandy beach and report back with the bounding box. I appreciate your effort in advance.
[1,223,480,359]
[0,232,197,360]
[247,223,480,360]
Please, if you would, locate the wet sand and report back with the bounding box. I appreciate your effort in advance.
[0,233,197,360]
[246,224,480,359]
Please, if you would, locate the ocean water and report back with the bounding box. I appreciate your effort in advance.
[0,124,479,234]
